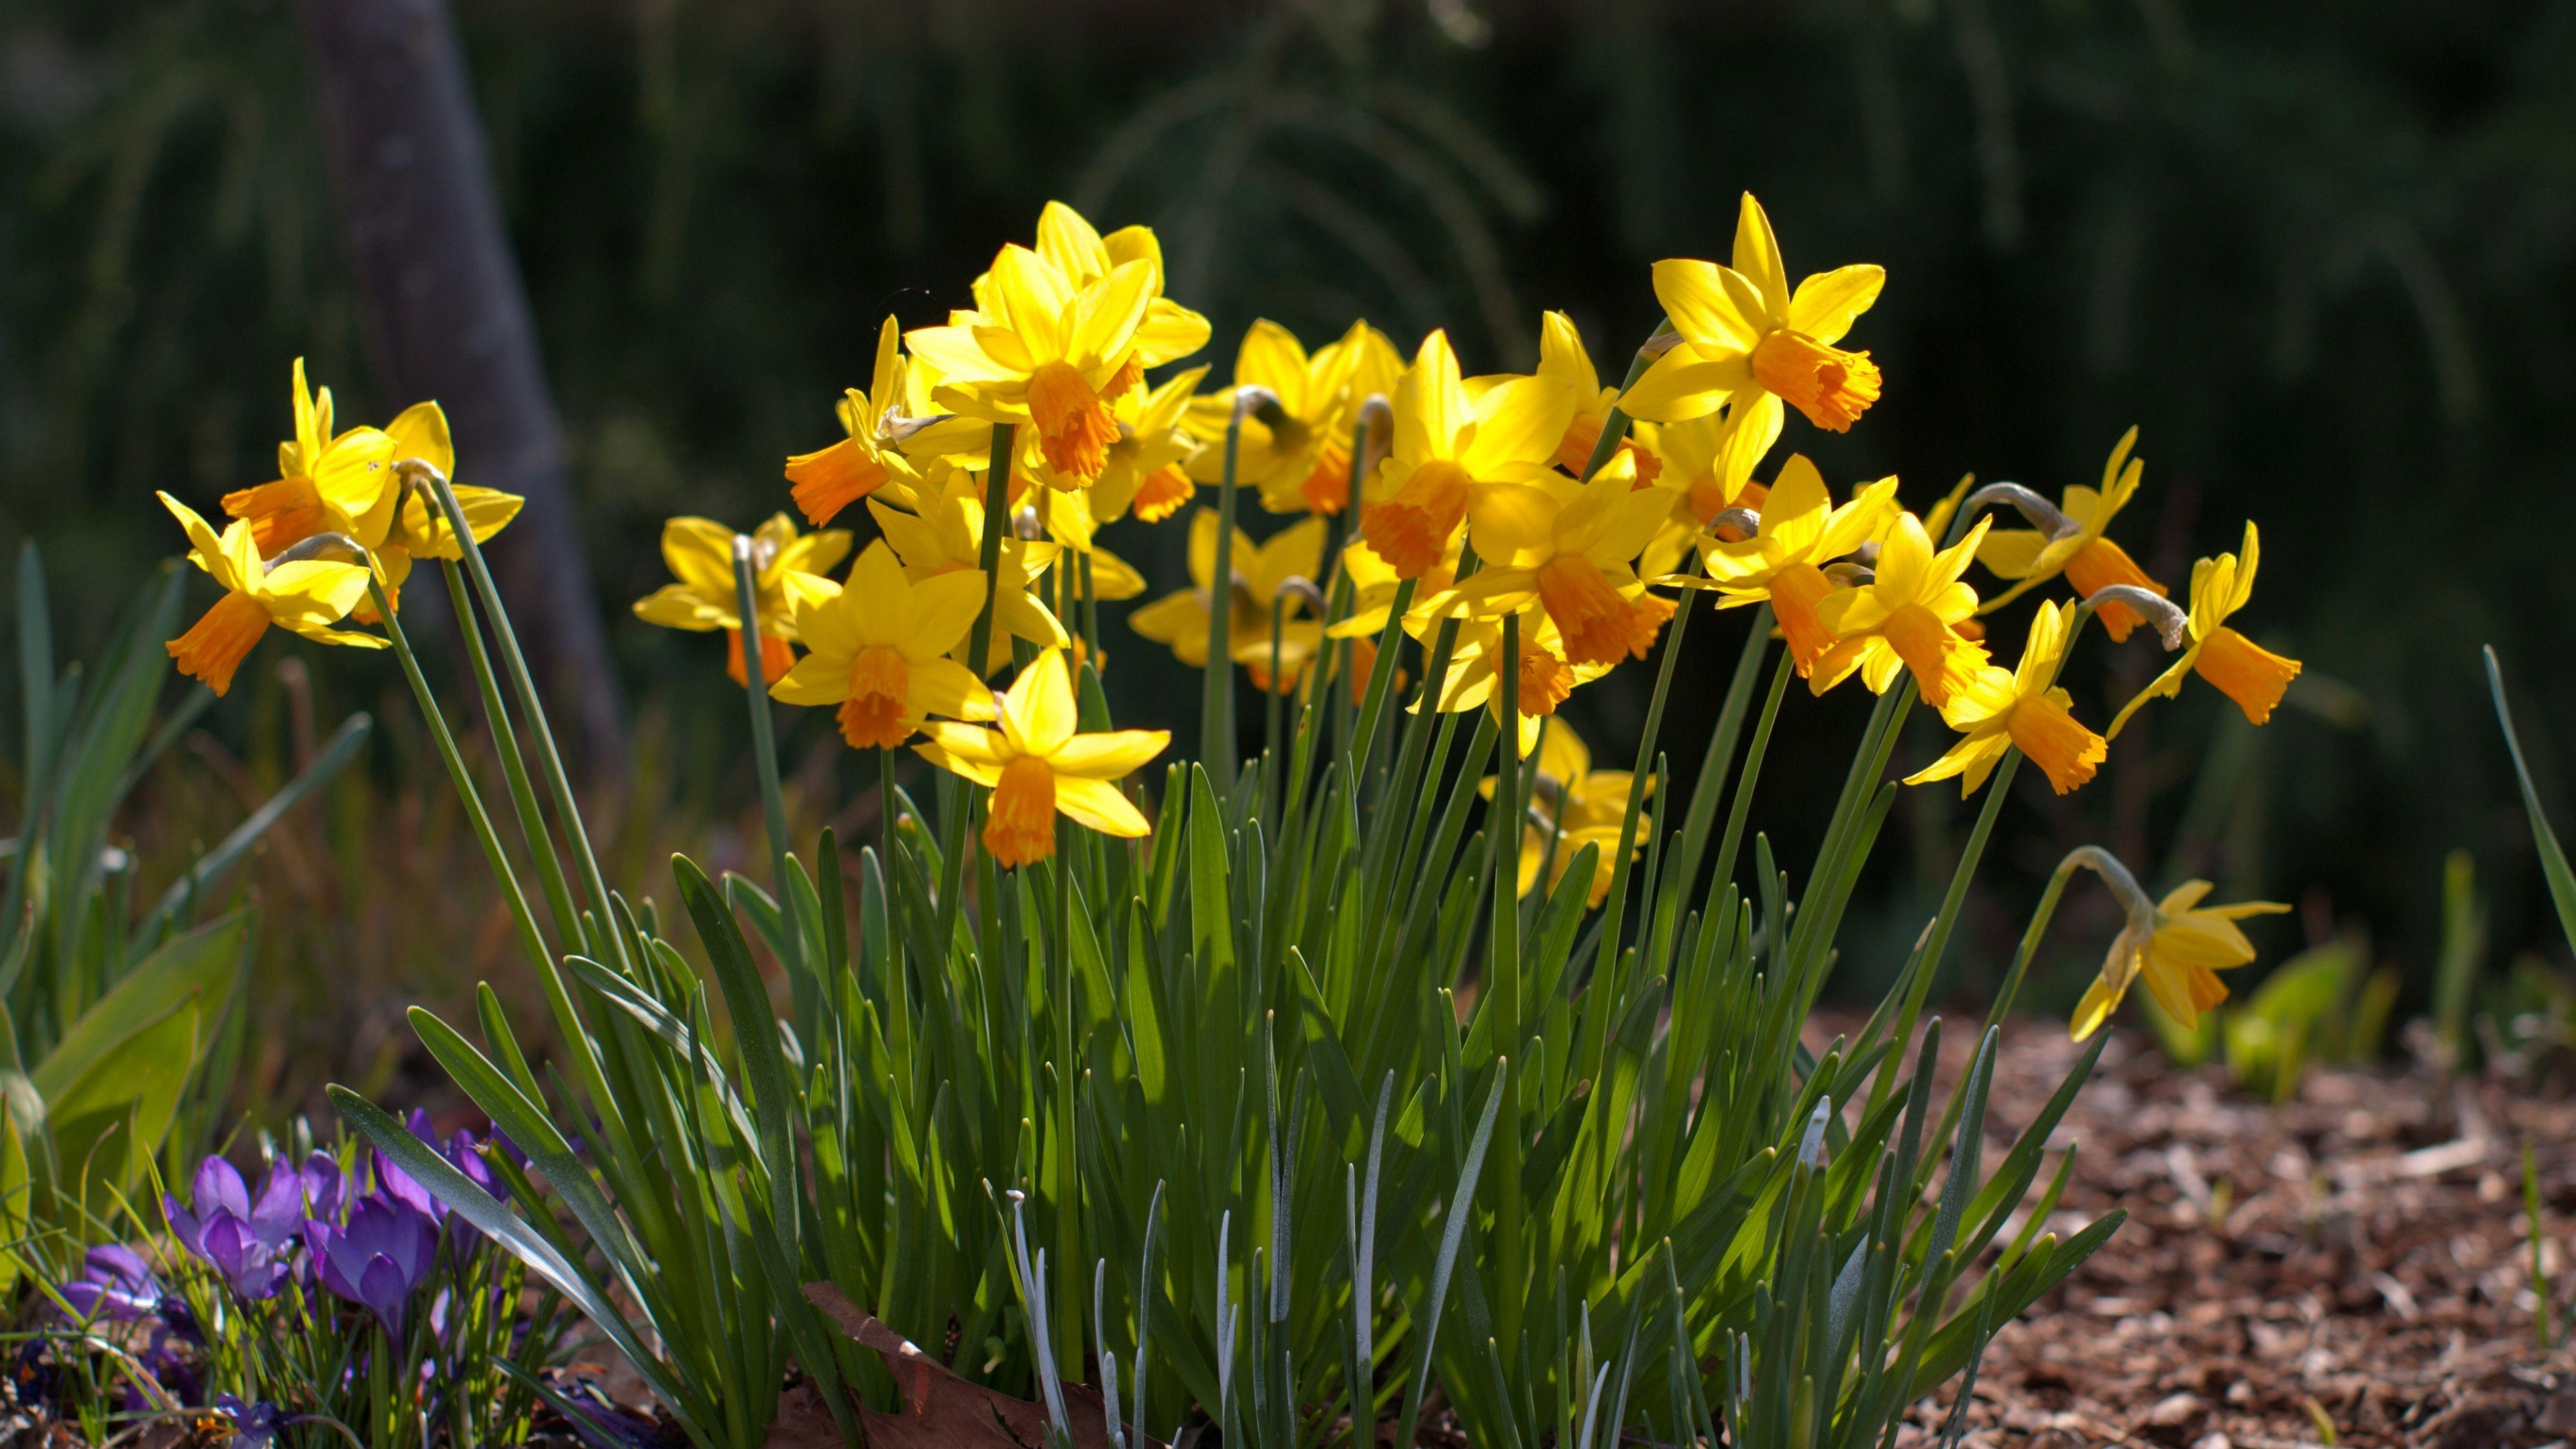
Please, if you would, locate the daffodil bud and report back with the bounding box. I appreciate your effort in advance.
[1707,506,1762,539]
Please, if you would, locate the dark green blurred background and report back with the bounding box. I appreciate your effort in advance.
[6,0,2573,1042]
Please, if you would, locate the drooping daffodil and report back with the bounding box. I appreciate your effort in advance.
[160,493,384,696]
[1686,455,1898,677]
[1904,600,2107,797]
[1974,427,2169,641]
[2107,521,2301,736]
[632,514,849,686]
[1811,510,1994,708]
[221,359,398,556]
[2072,880,2290,1040]
[1128,511,1328,693]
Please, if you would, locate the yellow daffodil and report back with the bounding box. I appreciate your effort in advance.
[1974,427,2168,641]
[1024,202,1210,376]
[221,359,398,557]
[2071,880,2290,1040]
[785,317,965,527]
[1812,511,1994,707]
[908,206,1206,484]
[1484,724,1645,906]
[159,493,384,696]
[1329,532,1460,643]
[1185,319,1399,517]
[867,477,1069,675]
[1087,365,1211,525]
[633,514,849,686]
[2108,522,2300,736]
[1536,311,1663,485]
[359,400,524,621]
[1437,463,1673,667]
[1358,331,1574,580]
[1904,600,2107,796]
[1654,405,1771,533]
[1129,511,1328,692]
[1689,455,1898,677]
[769,541,994,750]
[1620,194,1886,447]
[917,649,1170,867]
[1426,607,1611,757]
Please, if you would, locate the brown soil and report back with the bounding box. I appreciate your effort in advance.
[1886,1020,2576,1449]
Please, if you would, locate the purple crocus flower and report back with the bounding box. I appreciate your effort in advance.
[214,1393,285,1449]
[305,1195,439,1338]
[57,1244,162,1322]
[166,1158,305,1300]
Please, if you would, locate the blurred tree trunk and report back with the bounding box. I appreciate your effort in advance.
[295,0,626,773]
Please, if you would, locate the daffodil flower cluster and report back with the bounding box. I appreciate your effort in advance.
[154,360,526,696]
[156,195,2306,1032]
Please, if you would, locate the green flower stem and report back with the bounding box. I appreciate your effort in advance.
[1047,841,1081,1381]
[1491,608,1525,1358]
[364,574,624,1151]
[1078,550,1103,663]
[1205,394,1258,793]
[729,538,795,883]
[1663,602,1775,939]
[412,464,628,974]
[1563,325,1674,1098]
[967,423,1016,676]
[438,559,582,963]
[936,423,1020,964]
[1345,578,1415,785]
[1265,592,1288,820]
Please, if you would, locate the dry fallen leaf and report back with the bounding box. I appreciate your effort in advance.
[762,1283,1166,1449]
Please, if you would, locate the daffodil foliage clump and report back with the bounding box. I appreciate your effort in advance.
[148,196,2303,1448]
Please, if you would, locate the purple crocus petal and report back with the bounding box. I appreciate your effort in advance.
[163,1193,204,1252]
[372,1148,441,1222]
[300,1152,345,1223]
[58,1244,160,1322]
[192,1157,251,1223]
[200,1214,252,1281]
[248,1161,307,1248]
[353,1255,413,1338]
[311,1197,439,1338]
[215,1394,284,1449]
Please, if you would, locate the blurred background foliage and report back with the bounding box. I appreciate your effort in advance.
[3,0,2573,1109]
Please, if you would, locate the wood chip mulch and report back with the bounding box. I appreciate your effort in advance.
[1880,1020,2576,1449]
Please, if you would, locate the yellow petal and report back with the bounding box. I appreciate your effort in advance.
[1054,775,1151,837]
[1047,728,1171,780]
[1460,376,1576,481]
[771,653,849,706]
[902,570,989,655]
[1000,650,1078,756]
[911,656,996,722]
[1729,193,1790,321]
[1784,265,1884,345]
[1652,259,1760,356]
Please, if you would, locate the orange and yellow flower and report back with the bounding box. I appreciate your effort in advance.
[916,650,1169,867]
[159,493,384,696]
